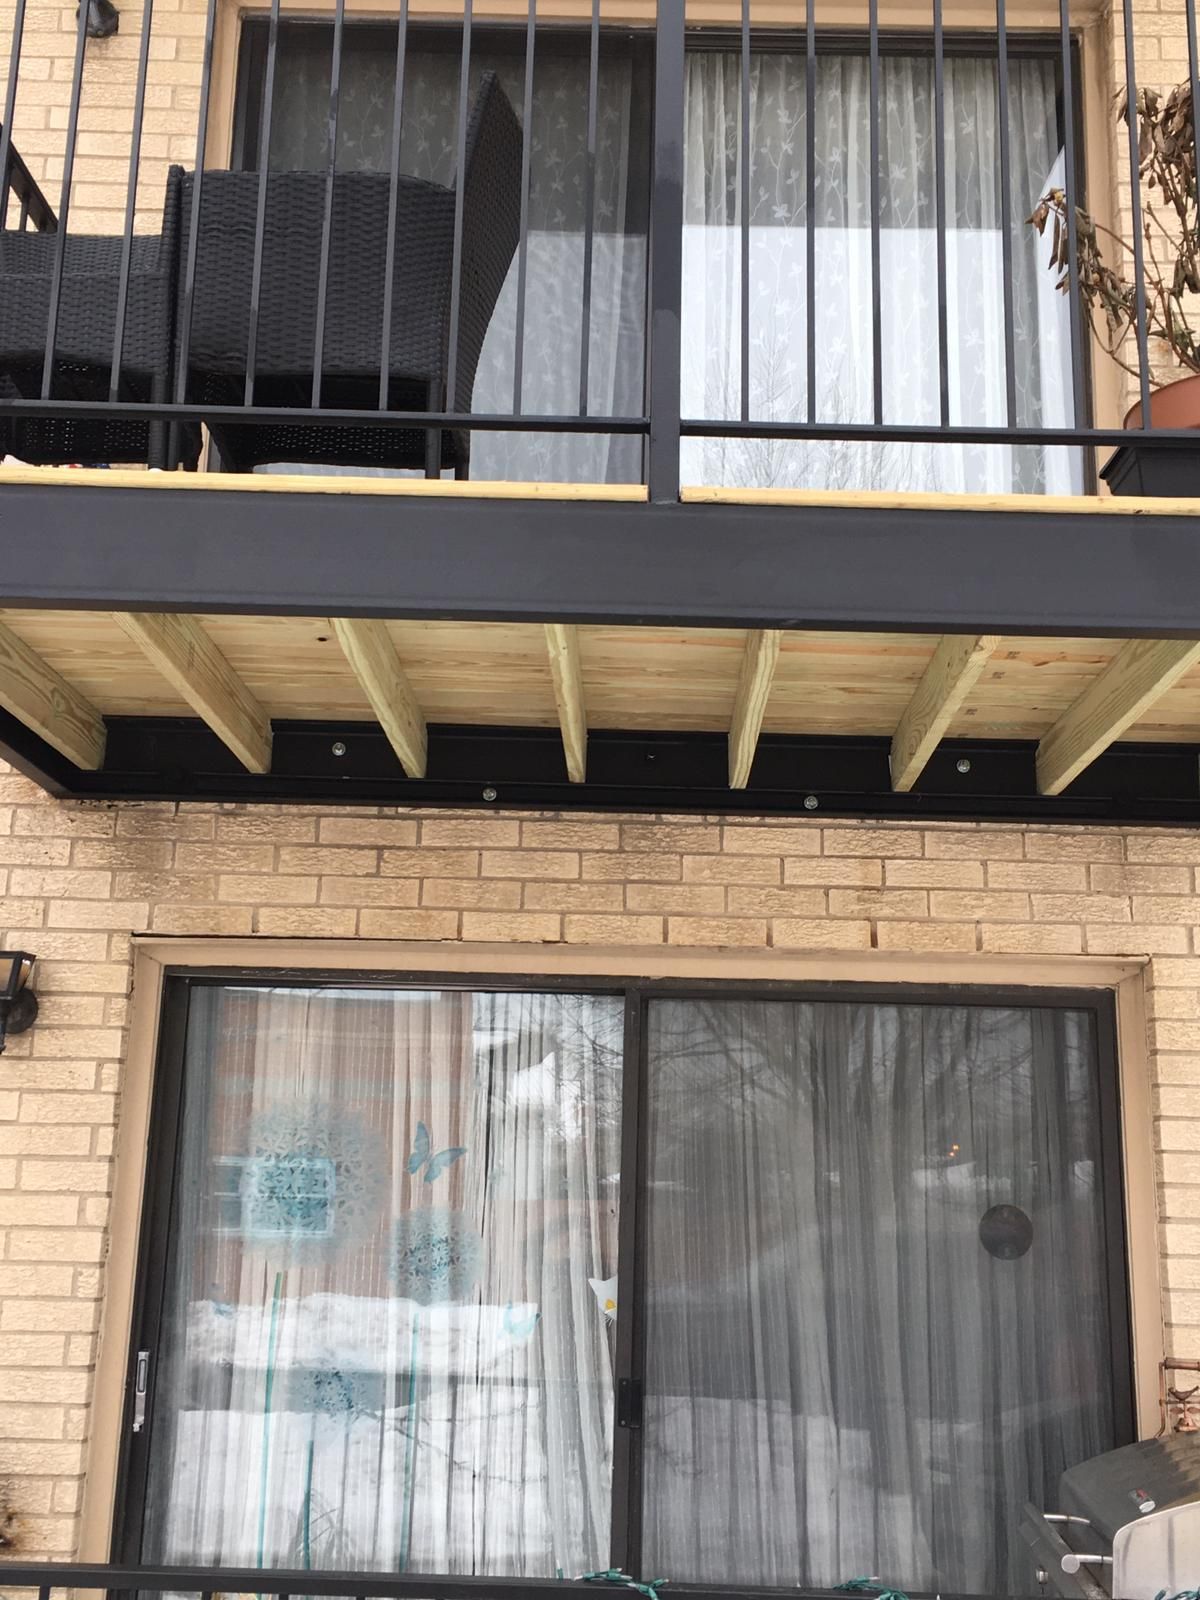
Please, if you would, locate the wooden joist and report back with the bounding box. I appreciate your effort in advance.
[0,619,106,769]
[1036,637,1200,796]
[728,629,782,789]
[331,617,427,778]
[890,634,1001,792]
[544,623,587,783]
[114,612,272,774]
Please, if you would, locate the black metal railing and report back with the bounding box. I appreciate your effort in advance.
[0,1561,1031,1600]
[0,0,1197,496]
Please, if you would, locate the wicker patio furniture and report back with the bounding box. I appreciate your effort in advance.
[0,163,200,469]
[177,70,523,477]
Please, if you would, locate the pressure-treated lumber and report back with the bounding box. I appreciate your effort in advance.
[1036,637,1200,795]
[544,623,587,783]
[331,617,427,778]
[113,611,272,774]
[890,634,1001,792]
[0,619,106,769]
[728,629,782,788]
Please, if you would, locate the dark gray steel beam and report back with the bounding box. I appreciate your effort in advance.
[1,480,1200,637]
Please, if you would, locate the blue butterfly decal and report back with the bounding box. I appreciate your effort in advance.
[503,1301,541,1340]
[406,1121,467,1184]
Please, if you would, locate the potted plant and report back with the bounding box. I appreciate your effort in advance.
[1028,79,1200,494]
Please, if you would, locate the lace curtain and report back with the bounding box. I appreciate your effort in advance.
[680,51,1081,493]
[641,998,1116,1595]
[142,984,624,1574]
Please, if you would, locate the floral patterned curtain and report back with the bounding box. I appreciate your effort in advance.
[142,985,624,1575]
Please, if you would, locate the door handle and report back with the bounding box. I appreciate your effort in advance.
[132,1349,150,1433]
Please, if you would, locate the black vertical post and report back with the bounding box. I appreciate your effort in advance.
[245,0,282,406]
[1122,0,1152,426]
[174,0,219,404]
[739,0,750,423]
[932,0,949,426]
[647,0,684,503]
[41,0,90,400]
[111,0,156,402]
[995,0,1017,427]
[379,0,410,410]
[1058,0,1087,428]
[311,0,346,407]
[804,0,815,425]
[511,0,536,414]
[867,0,882,426]
[579,0,600,417]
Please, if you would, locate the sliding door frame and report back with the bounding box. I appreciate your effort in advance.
[111,968,1132,1580]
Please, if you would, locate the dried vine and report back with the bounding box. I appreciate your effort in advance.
[1028,81,1200,382]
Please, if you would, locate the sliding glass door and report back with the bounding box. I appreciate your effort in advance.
[639,996,1126,1593]
[124,976,1129,1596]
[135,983,624,1574]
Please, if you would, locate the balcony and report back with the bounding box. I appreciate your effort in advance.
[0,0,1194,501]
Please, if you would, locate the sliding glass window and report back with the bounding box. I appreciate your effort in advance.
[125,976,1130,1595]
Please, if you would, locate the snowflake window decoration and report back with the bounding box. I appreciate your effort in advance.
[237,1104,386,1261]
[391,1206,482,1305]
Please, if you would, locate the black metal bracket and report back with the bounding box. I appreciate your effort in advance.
[3,712,1200,824]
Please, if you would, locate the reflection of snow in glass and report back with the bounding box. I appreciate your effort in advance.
[239,1104,386,1260]
[391,1207,482,1305]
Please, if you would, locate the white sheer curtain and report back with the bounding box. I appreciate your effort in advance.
[680,52,1083,493]
[641,998,1117,1596]
[143,984,623,1575]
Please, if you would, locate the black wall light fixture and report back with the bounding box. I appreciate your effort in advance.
[79,0,120,39]
[0,951,38,1054]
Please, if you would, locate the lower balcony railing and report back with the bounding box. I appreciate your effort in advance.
[0,0,1198,501]
[0,1563,1025,1600]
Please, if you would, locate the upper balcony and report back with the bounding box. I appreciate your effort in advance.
[0,0,1193,505]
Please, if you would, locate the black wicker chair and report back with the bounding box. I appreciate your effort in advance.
[178,71,523,477]
[0,164,200,468]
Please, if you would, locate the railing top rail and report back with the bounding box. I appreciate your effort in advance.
[0,1568,1038,1600]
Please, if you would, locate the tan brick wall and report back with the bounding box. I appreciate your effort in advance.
[0,762,1193,1557]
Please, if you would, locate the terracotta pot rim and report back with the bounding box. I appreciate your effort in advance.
[1123,371,1200,432]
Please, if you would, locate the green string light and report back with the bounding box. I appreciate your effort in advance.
[581,1568,668,1600]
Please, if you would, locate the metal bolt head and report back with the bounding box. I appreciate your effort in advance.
[803,794,819,811]
[956,757,972,775]
[482,786,498,803]
[331,740,347,758]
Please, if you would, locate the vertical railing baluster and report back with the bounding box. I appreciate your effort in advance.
[646,0,684,500]
[18,194,28,231]
[1187,0,1200,183]
[444,0,473,450]
[245,0,282,406]
[379,0,409,409]
[311,0,346,407]
[996,0,1017,427]
[40,0,90,400]
[578,0,600,416]
[174,0,220,403]
[867,0,883,426]
[0,0,28,230]
[805,0,815,425]
[110,0,156,402]
[932,0,949,426]
[739,0,751,423]
[1122,0,1152,425]
[1058,0,1087,428]
[511,0,536,414]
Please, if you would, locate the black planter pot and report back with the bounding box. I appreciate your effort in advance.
[1101,442,1200,497]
